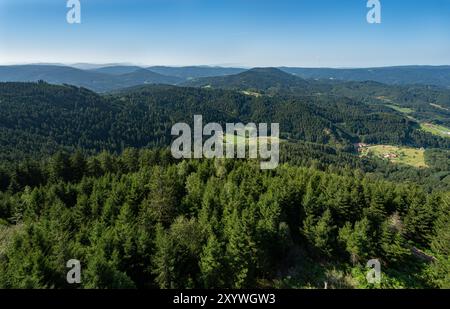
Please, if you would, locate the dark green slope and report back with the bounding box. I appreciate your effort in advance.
[117,69,183,86]
[185,68,450,130]
[184,67,312,94]
[1,81,449,163]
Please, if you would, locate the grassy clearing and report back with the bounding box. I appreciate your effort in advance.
[241,90,262,97]
[380,99,449,139]
[386,104,414,114]
[361,145,428,168]
[377,97,414,114]
[420,123,450,139]
[382,101,450,139]
[430,103,449,111]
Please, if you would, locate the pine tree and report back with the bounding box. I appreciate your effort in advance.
[338,217,373,264]
[70,150,87,182]
[183,173,204,216]
[143,166,178,226]
[403,191,434,245]
[364,185,387,225]
[49,151,70,183]
[87,157,103,177]
[303,209,336,258]
[224,209,256,288]
[380,218,410,265]
[152,224,175,288]
[98,150,116,174]
[430,194,450,288]
[199,234,224,288]
[121,148,139,173]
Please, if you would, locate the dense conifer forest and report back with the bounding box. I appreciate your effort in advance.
[0,149,448,288]
[0,69,449,288]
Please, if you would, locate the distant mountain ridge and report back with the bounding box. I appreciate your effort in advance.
[90,66,143,75]
[1,64,450,92]
[147,66,246,79]
[183,67,311,94]
[0,65,182,92]
[281,66,450,88]
[117,68,183,85]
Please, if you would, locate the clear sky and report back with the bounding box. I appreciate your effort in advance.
[0,0,449,67]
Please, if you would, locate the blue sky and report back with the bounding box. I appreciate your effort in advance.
[0,0,449,67]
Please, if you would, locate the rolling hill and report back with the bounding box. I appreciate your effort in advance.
[1,81,449,163]
[147,66,246,80]
[183,67,312,94]
[185,68,450,128]
[119,69,183,86]
[3,65,450,93]
[281,66,450,88]
[0,65,183,92]
[90,65,144,75]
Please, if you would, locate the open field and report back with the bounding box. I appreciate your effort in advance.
[241,90,262,97]
[382,102,450,139]
[430,103,449,111]
[383,102,450,139]
[420,123,450,139]
[360,145,428,168]
[386,104,414,114]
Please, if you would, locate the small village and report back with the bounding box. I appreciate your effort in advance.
[356,143,400,159]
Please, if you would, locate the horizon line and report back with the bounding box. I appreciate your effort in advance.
[1,62,450,70]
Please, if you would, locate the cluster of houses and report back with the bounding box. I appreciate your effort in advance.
[382,153,399,159]
[355,143,369,153]
[355,143,400,160]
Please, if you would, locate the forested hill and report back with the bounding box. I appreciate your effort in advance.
[0,65,183,92]
[185,68,450,107]
[0,79,449,290]
[3,65,450,92]
[183,68,312,93]
[185,68,450,128]
[147,66,246,79]
[281,66,450,89]
[1,81,449,163]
